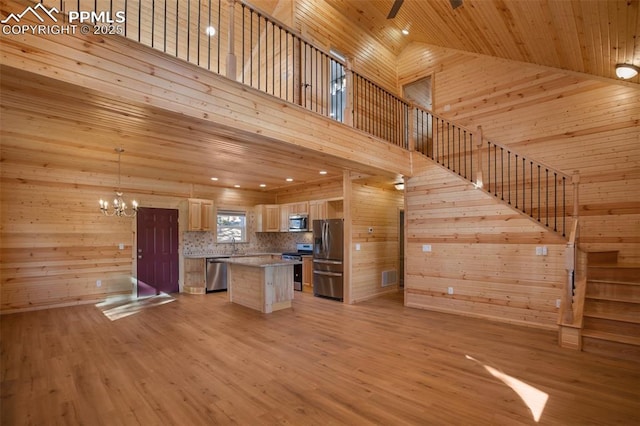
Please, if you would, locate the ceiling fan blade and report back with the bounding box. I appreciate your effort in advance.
[387,0,404,19]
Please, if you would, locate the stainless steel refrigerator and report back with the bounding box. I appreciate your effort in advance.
[313,219,344,301]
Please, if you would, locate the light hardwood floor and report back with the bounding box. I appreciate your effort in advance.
[1,291,638,425]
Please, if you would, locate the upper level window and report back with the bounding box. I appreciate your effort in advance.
[330,49,346,123]
[217,210,247,243]
[330,62,346,122]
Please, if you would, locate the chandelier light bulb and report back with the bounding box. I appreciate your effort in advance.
[99,148,139,218]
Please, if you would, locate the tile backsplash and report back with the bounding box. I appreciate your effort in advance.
[183,231,313,256]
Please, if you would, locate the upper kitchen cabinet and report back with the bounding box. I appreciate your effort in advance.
[256,204,280,232]
[187,198,215,231]
[287,202,309,214]
[309,199,343,222]
[309,200,328,222]
[279,202,309,231]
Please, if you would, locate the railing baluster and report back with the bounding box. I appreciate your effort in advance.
[530,161,533,217]
[537,165,541,222]
[524,157,527,213]
[507,152,511,205]
[515,154,519,209]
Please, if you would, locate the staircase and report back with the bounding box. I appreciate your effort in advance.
[581,251,640,361]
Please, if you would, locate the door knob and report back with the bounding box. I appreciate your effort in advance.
[138,255,143,259]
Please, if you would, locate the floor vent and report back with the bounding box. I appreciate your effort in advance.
[381,270,398,287]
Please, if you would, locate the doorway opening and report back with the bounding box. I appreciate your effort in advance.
[403,75,432,111]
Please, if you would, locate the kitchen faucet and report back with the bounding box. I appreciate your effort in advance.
[232,237,238,254]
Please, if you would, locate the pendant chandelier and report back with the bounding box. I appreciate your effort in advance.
[99,147,138,217]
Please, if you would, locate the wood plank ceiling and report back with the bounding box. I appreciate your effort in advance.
[0,67,389,193]
[325,0,640,83]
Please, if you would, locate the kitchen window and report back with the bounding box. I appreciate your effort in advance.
[216,210,247,243]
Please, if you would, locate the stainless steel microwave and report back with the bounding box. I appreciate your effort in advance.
[288,214,308,232]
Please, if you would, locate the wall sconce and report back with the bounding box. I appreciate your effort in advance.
[394,182,405,190]
[615,64,639,79]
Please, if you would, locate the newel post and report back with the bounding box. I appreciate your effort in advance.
[225,0,237,80]
[475,125,484,188]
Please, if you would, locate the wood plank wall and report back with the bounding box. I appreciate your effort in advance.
[0,85,275,312]
[350,176,404,303]
[405,156,568,329]
[293,0,398,90]
[0,1,411,179]
[398,43,640,263]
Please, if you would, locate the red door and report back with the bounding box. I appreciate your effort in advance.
[136,207,179,297]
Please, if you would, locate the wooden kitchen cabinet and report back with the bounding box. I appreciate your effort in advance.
[184,258,205,294]
[309,200,328,223]
[287,202,309,214]
[309,199,343,222]
[256,204,281,232]
[302,256,313,292]
[279,203,290,232]
[187,199,214,231]
[280,202,309,231]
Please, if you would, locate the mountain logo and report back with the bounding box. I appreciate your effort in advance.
[1,4,59,24]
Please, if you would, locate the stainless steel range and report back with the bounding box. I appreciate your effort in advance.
[281,243,312,291]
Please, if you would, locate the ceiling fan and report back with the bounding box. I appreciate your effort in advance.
[386,0,463,19]
[386,0,404,19]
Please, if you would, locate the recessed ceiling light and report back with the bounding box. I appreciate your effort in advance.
[401,29,409,35]
[234,184,241,188]
[210,177,218,181]
[259,183,266,188]
[285,178,294,182]
[205,26,216,37]
[319,170,328,175]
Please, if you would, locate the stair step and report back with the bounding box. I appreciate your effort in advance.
[581,329,640,346]
[587,251,619,265]
[583,316,640,337]
[586,280,640,303]
[586,295,640,303]
[582,336,640,363]
[583,299,640,324]
[587,264,640,283]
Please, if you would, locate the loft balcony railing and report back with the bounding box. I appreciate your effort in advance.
[44,0,575,236]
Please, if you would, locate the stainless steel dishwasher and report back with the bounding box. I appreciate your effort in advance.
[206,257,228,292]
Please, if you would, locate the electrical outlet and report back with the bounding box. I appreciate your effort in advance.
[355,243,361,251]
[447,287,454,295]
[118,243,125,250]
[535,246,543,256]
[542,246,548,256]
[422,244,432,252]
[96,280,102,288]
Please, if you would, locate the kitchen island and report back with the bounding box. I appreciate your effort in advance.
[218,256,301,313]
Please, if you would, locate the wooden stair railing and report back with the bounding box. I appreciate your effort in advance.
[411,106,578,239]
